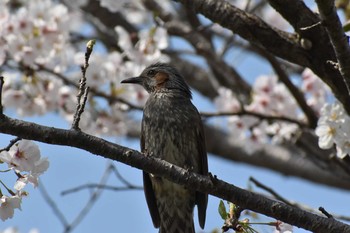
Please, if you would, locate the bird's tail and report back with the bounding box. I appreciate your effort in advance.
[157,200,195,233]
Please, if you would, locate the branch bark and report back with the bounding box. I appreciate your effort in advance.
[315,0,350,98]
[0,114,349,232]
[206,126,350,190]
[126,122,350,190]
[174,0,310,67]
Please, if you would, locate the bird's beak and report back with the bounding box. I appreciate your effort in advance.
[120,76,143,84]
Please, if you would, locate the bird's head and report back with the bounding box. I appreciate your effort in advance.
[121,63,192,99]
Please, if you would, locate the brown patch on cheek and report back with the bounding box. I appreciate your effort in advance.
[155,72,169,89]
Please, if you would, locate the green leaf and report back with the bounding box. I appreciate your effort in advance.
[218,200,227,220]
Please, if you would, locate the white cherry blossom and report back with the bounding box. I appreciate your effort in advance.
[0,195,22,221]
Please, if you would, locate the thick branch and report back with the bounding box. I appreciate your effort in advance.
[126,123,350,190]
[0,114,349,232]
[174,0,310,67]
[315,0,350,97]
[203,125,350,190]
[79,0,138,48]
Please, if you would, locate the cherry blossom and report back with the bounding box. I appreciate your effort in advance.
[14,157,49,189]
[1,0,72,70]
[248,75,299,119]
[214,87,241,112]
[0,140,48,186]
[302,68,331,114]
[315,102,350,158]
[214,76,302,153]
[274,221,293,233]
[315,122,338,149]
[0,140,42,172]
[0,140,48,220]
[115,26,169,66]
[0,195,22,221]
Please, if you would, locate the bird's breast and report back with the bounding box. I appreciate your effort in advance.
[142,96,199,171]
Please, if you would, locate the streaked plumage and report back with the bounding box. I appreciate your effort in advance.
[121,63,208,233]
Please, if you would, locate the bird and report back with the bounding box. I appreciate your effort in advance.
[121,63,208,233]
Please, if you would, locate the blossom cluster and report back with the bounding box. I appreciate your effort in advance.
[301,68,330,113]
[0,0,71,71]
[1,0,169,137]
[0,140,48,221]
[315,102,350,158]
[214,69,331,154]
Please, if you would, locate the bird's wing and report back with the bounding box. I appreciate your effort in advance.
[196,115,208,229]
[141,121,160,228]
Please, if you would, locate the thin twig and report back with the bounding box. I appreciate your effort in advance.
[71,40,95,130]
[61,184,142,196]
[62,163,142,196]
[38,181,69,228]
[249,177,292,205]
[0,179,15,196]
[110,163,140,188]
[201,110,308,128]
[0,137,22,153]
[250,176,350,221]
[64,162,112,233]
[300,21,322,31]
[319,207,333,219]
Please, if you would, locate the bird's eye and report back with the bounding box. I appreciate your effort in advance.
[147,69,157,76]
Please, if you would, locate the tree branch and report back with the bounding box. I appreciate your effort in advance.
[61,184,142,196]
[249,177,293,205]
[71,40,94,130]
[174,0,310,67]
[0,137,21,152]
[39,181,69,228]
[201,110,308,128]
[315,0,350,99]
[78,0,138,48]
[250,177,350,222]
[125,123,350,190]
[0,114,349,232]
[203,125,350,189]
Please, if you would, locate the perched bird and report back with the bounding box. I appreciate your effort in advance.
[121,63,208,233]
